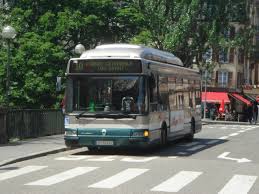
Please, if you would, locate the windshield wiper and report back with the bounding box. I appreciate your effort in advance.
[76,111,96,119]
[76,112,136,119]
[109,113,136,119]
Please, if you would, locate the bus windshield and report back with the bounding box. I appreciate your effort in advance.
[72,76,147,115]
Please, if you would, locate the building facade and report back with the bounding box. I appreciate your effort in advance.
[205,0,258,95]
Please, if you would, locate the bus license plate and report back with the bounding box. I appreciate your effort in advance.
[96,140,114,146]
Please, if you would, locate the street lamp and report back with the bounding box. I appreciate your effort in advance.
[1,25,17,106]
[203,70,208,119]
[75,43,85,55]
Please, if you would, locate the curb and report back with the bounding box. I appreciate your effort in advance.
[0,147,69,167]
[202,121,258,125]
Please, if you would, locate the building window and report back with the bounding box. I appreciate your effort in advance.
[218,71,228,88]
[238,48,244,64]
[229,48,234,63]
[219,48,229,63]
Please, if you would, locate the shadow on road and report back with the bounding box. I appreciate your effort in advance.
[72,138,227,157]
[0,166,19,170]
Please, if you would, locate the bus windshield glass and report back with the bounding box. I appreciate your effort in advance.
[72,76,147,115]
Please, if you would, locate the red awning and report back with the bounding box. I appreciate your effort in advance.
[202,92,230,103]
[231,93,252,106]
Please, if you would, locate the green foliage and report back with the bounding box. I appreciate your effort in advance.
[0,0,253,107]
[131,0,252,68]
[0,0,144,108]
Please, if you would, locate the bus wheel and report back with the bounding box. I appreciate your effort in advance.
[185,119,195,142]
[65,140,80,149]
[160,125,167,147]
[87,146,99,152]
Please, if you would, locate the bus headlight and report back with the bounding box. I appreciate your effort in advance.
[65,130,77,136]
[132,130,149,137]
[143,130,149,137]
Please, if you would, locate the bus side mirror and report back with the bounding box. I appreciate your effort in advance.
[56,76,62,92]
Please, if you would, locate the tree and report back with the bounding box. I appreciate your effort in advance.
[130,0,252,69]
[0,0,144,108]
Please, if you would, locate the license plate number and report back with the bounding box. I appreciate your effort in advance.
[96,140,114,146]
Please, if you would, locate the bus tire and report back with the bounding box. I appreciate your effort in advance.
[65,140,80,149]
[87,146,99,152]
[160,124,167,147]
[185,119,195,142]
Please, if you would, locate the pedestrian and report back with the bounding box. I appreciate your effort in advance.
[253,101,258,124]
[247,104,253,124]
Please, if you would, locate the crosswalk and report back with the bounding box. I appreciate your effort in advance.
[0,165,258,193]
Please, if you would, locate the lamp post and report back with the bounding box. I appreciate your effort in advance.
[203,70,208,119]
[75,43,85,55]
[1,25,17,107]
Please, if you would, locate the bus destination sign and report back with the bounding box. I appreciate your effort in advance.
[69,60,142,73]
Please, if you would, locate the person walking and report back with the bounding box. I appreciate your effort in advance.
[247,104,253,124]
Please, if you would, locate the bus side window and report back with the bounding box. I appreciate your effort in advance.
[158,75,169,111]
[168,76,177,110]
[149,74,158,111]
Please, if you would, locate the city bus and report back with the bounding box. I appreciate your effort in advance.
[63,44,202,150]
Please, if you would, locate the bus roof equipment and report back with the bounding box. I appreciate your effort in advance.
[80,44,183,67]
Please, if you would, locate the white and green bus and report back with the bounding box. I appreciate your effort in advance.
[64,44,202,150]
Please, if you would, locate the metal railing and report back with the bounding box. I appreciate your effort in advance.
[0,109,8,144]
[0,109,64,143]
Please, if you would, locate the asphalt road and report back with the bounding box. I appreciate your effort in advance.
[1,124,259,194]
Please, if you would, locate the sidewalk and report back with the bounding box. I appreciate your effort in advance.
[202,118,258,125]
[0,134,68,167]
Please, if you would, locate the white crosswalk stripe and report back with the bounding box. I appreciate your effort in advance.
[121,157,158,163]
[88,168,149,189]
[151,171,202,192]
[1,165,258,193]
[206,140,220,144]
[25,167,98,186]
[0,166,47,181]
[179,142,199,147]
[55,155,92,161]
[86,156,116,162]
[218,175,257,194]
[187,145,206,151]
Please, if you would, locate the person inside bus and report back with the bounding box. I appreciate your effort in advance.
[121,96,135,113]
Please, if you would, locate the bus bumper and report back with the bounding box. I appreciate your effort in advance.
[64,128,154,148]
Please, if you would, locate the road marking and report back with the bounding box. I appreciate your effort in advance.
[168,156,178,159]
[218,152,251,163]
[206,140,220,144]
[187,145,206,151]
[219,136,228,140]
[55,155,92,161]
[151,171,202,192]
[177,152,188,155]
[179,142,199,147]
[246,128,255,131]
[238,130,245,133]
[86,156,116,162]
[218,175,257,194]
[229,133,239,136]
[245,126,258,131]
[89,168,148,189]
[25,167,98,186]
[0,166,47,181]
[121,157,158,163]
